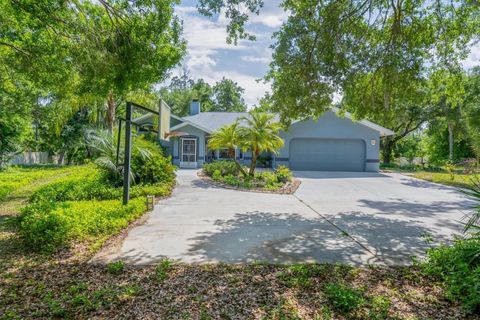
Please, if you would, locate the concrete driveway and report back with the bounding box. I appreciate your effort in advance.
[95,170,473,266]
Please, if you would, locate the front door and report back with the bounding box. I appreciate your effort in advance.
[180,138,197,168]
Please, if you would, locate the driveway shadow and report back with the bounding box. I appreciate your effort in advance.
[293,171,390,179]
[183,211,377,265]
[397,176,468,192]
[358,198,473,218]
[190,178,221,190]
[329,211,461,265]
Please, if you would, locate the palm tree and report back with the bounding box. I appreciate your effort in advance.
[87,130,151,186]
[208,122,248,177]
[239,112,284,176]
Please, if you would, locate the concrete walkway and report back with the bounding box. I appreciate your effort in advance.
[95,170,472,266]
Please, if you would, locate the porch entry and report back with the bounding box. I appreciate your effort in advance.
[180,138,197,168]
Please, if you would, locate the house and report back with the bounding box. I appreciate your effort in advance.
[135,100,395,172]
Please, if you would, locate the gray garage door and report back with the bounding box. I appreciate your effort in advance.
[289,138,366,171]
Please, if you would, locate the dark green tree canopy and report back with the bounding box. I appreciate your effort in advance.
[263,0,478,121]
[211,77,247,112]
[160,73,247,115]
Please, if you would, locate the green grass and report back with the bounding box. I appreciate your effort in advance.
[19,198,147,252]
[0,164,174,254]
[382,164,478,189]
[0,165,78,202]
[410,171,477,189]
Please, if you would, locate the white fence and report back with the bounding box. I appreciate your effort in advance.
[8,152,53,165]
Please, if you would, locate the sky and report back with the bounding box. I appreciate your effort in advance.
[173,0,479,108]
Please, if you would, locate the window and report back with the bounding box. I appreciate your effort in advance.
[218,148,232,159]
[237,148,243,159]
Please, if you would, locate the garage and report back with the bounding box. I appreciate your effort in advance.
[289,138,366,172]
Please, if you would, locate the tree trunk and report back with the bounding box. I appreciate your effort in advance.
[448,122,454,161]
[106,90,116,135]
[381,138,394,164]
[229,148,247,177]
[249,149,259,176]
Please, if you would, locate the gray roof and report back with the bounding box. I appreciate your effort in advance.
[136,109,395,137]
[181,112,248,132]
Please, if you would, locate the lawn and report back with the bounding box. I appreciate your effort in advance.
[381,165,478,189]
[0,165,477,319]
[408,171,477,189]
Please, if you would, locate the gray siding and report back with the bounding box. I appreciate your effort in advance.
[172,124,207,167]
[276,111,380,172]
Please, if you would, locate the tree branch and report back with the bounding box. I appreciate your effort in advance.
[0,41,30,56]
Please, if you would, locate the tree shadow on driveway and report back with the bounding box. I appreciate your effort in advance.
[184,211,376,265]
[328,210,460,265]
[181,210,455,266]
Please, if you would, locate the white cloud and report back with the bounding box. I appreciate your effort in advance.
[249,12,287,28]
[169,2,293,107]
[240,55,271,64]
[462,42,480,69]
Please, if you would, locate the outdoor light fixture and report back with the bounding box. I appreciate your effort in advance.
[371,139,376,146]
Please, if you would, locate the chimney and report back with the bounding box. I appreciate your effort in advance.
[190,99,201,116]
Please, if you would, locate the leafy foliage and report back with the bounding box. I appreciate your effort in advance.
[0,111,31,168]
[0,165,79,202]
[207,123,247,176]
[160,73,247,116]
[106,261,125,275]
[89,131,175,187]
[29,166,173,204]
[130,136,175,186]
[421,175,480,314]
[463,177,480,239]
[422,239,480,313]
[211,77,247,112]
[274,165,292,183]
[155,259,173,282]
[203,161,239,177]
[324,283,365,315]
[239,112,284,175]
[260,0,478,163]
[203,161,292,191]
[19,198,147,253]
[197,0,264,44]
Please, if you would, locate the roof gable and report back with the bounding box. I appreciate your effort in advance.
[135,109,394,137]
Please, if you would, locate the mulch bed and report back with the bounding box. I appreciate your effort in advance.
[0,258,471,320]
[197,171,301,195]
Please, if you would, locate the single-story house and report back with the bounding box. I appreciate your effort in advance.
[135,100,395,172]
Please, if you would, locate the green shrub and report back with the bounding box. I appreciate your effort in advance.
[30,172,117,203]
[222,174,241,186]
[130,136,175,185]
[324,283,365,315]
[254,171,283,190]
[369,295,391,319]
[30,166,174,203]
[106,261,125,275]
[155,259,173,282]
[275,165,292,183]
[0,165,78,202]
[255,171,277,184]
[422,238,480,313]
[19,198,146,252]
[0,185,12,202]
[203,161,238,177]
[212,170,222,181]
[91,133,175,187]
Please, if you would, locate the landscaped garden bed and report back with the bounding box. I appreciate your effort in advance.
[199,160,301,194]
